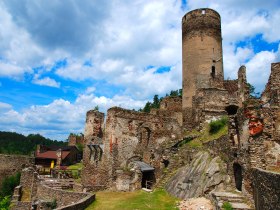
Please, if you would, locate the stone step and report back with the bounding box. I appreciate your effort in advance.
[231,202,253,210]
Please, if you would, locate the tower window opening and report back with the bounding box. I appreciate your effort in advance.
[202,10,206,14]
[211,66,215,78]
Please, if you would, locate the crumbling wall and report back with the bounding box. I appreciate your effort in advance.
[36,184,94,209]
[252,168,280,210]
[0,154,34,185]
[159,96,182,111]
[68,134,85,146]
[154,96,183,126]
[81,110,109,191]
[104,107,182,187]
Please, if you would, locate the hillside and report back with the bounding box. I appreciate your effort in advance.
[0,131,67,155]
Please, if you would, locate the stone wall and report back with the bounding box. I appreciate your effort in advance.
[68,134,85,146]
[0,154,34,185]
[37,184,94,209]
[252,168,280,210]
[11,201,31,210]
[104,107,182,184]
[160,96,182,111]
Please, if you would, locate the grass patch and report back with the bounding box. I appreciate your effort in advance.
[184,120,228,148]
[222,201,233,210]
[209,117,228,134]
[67,162,83,170]
[86,189,179,210]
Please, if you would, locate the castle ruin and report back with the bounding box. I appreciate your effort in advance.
[8,8,279,210]
[80,8,280,209]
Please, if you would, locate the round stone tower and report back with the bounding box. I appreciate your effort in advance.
[182,8,223,108]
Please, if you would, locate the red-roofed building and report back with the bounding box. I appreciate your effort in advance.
[35,145,80,169]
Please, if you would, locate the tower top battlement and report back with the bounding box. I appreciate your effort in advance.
[182,8,221,40]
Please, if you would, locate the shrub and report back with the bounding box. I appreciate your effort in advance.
[0,196,10,209]
[222,201,233,210]
[209,117,228,134]
[0,172,21,197]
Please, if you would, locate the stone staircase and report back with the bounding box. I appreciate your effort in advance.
[211,191,254,210]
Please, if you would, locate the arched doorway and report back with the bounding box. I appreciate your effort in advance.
[233,163,242,191]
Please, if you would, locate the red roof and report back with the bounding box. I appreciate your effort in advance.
[36,151,70,160]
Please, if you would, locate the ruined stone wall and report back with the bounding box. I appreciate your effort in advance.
[182,8,223,108]
[103,107,182,187]
[192,88,228,127]
[151,96,183,126]
[252,168,280,210]
[238,66,249,105]
[81,110,109,190]
[262,62,280,107]
[37,184,94,208]
[68,135,85,146]
[0,154,34,185]
[159,96,182,111]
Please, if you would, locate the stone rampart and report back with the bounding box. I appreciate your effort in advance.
[0,154,34,184]
[37,184,94,209]
[252,168,280,210]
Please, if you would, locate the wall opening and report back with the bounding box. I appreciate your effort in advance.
[233,163,242,191]
[139,127,151,147]
[141,171,155,189]
[211,66,216,78]
[225,105,239,115]
[202,9,206,14]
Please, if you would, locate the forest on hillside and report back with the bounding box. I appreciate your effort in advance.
[0,131,67,155]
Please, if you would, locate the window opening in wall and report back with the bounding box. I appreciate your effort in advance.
[202,9,205,14]
[211,65,215,78]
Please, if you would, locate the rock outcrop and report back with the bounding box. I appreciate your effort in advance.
[166,151,229,199]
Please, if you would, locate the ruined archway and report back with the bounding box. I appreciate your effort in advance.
[138,127,151,147]
[233,162,242,191]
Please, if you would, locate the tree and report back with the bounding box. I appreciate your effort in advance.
[247,83,260,98]
[0,172,21,197]
[94,105,99,111]
[152,95,160,109]
[143,102,152,113]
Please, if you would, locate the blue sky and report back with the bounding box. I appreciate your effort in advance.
[0,0,279,140]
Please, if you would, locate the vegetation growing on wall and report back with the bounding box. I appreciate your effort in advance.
[0,172,21,209]
[209,117,228,134]
[0,131,67,155]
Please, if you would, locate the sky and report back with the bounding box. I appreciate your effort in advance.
[0,0,279,140]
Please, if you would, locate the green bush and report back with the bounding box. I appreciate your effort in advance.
[0,196,10,209]
[0,172,21,197]
[222,201,233,210]
[209,117,228,134]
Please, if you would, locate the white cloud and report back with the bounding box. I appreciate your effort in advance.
[0,102,12,110]
[0,93,146,140]
[246,50,277,92]
[32,74,60,88]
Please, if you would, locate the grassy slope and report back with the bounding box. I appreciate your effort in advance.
[87,189,179,210]
[183,122,228,148]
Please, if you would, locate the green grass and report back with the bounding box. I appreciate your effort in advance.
[67,162,83,170]
[183,121,228,148]
[86,189,179,210]
[222,201,233,210]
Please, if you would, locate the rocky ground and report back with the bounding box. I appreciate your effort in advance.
[177,197,214,210]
